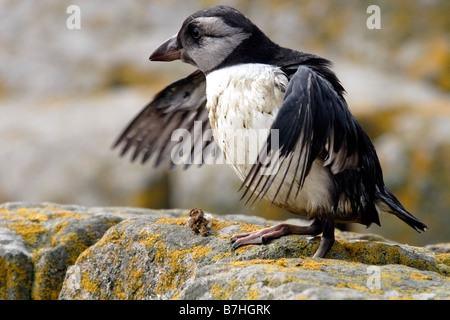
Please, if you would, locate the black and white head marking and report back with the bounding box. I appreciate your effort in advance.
[177,7,252,72]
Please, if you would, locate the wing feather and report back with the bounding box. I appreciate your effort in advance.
[113,70,211,168]
[241,66,365,204]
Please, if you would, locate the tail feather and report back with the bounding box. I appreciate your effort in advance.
[376,187,427,232]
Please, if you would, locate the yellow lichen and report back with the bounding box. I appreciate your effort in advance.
[6,221,46,246]
[301,259,323,271]
[228,258,294,272]
[51,221,69,246]
[244,277,258,286]
[157,217,187,226]
[409,273,432,281]
[211,283,229,299]
[280,275,301,284]
[80,270,102,296]
[31,247,60,300]
[0,258,6,300]
[62,233,91,266]
[211,220,237,231]
[16,208,32,216]
[436,253,450,266]
[27,213,49,223]
[154,243,212,295]
[0,205,126,299]
[211,219,265,233]
[335,281,373,293]
[213,252,232,261]
[245,287,259,300]
[262,275,279,287]
[155,246,189,295]
[172,291,181,300]
[239,223,265,233]
[0,257,31,300]
[337,240,439,273]
[50,211,85,219]
[211,272,265,300]
[192,246,212,259]
[94,226,129,247]
[228,259,272,268]
[388,296,413,300]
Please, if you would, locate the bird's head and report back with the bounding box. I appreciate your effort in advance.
[149,6,275,73]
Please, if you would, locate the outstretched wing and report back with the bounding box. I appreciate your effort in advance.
[242,65,382,209]
[113,70,211,168]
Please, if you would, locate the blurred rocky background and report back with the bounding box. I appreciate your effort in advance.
[0,0,448,246]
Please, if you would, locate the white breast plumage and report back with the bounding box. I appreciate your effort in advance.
[206,63,288,179]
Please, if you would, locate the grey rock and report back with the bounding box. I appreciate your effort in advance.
[0,228,33,299]
[1,202,448,300]
[58,212,450,300]
[0,202,159,299]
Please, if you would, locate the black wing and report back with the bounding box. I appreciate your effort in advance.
[113,70,211,168]
[241,66,383,216]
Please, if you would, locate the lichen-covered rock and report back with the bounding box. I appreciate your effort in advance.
[59,212,450,300]
[0,228,33,299]
[0,202,169,300]
[1,202,449,300]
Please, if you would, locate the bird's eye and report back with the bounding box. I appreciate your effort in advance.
[190,26,201,39]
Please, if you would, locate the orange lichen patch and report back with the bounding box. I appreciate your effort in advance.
[94,225,128,247]
[154,244,212,295]
[211,219,265,233]
[336,240,439,274]
[210,219,238,231]
[123,227,213,295]
[31,230,94,300]
[239,223,265,233]
[0,207,92,249]
[388,296,413,300]
[156,217,187,226]
[244,277,258,286]
[6,221,46,246]
[1,207,86,221]
[192,246,212,259]
[436,253,450,267]
[114,256,146,299]
[301,259,323,271]
[245,287,259,300]
[409,273,432,281]
[211,283,228,299]
[26,213,49,223]
[50,221,69,247]
[336,280,386,296]
[212,252,232,261]
[0,257,32,300]
[79,270,102,296]
[228,258,295,273]
[50,211,85,219]
[16,208,33,216]
[172,291,181,300]
[211,278,238,300]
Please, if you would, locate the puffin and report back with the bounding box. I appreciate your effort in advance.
[113,5,427,258]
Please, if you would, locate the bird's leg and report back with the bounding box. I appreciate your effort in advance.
[231,216,336,258]
[231,219,323,250]
[312,216,335,258]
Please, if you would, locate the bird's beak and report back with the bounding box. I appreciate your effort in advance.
[149,34,181,61]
